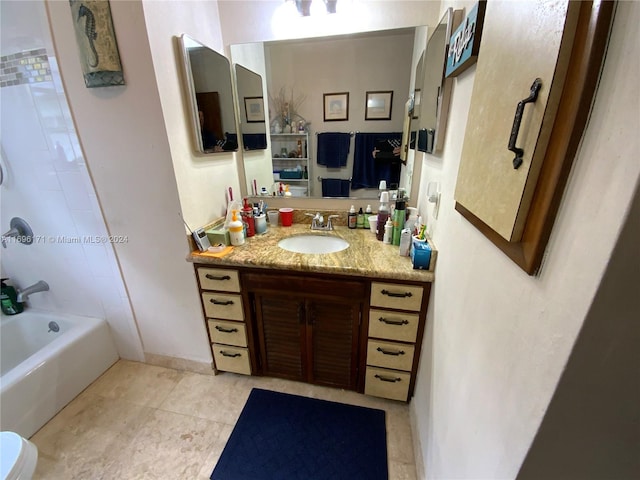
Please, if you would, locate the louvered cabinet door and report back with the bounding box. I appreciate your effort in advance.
[255,295,306,382]
[308,299,361,390]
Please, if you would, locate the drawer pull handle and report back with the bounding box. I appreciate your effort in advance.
[381,289,412,298]
[205,274,231,281]
[215,325,238,333]
[379,317,409,326]
[219,350,241,358]
[210,299,234,306]
[376,347,405,356]
[374,374,402,383]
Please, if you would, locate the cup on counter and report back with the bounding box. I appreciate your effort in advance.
[279,207,294,227]
[368,216,378,234]
[255,214,267,234]
[267,210,279,225]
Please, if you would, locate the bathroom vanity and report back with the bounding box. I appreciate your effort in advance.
[189,220,435,402]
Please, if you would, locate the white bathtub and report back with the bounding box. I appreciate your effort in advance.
[0,310,119,438]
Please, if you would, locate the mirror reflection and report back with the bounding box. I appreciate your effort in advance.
[178,34,238,154]
[235,64,267,150]
[415,8,461,154]
[231,27,424,199]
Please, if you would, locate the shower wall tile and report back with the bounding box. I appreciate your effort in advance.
[1,0,142,361]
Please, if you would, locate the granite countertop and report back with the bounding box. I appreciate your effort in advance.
[188,219,436,283]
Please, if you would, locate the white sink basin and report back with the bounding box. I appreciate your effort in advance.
[278,234,349,254]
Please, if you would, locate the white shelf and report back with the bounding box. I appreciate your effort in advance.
[270,131,311,196]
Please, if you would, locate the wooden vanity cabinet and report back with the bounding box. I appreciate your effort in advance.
[243,272,365,391]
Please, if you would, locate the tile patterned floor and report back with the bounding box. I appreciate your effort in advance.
[31,360,417,479]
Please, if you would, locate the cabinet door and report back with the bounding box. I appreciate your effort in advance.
[255,295,306,381]
[308,299,361,390]
[454,1,580,241]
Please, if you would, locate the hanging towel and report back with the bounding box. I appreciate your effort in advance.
[317,132,351,168]
[321,178,351,197]
[352,132,402,189]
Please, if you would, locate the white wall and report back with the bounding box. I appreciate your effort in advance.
[45,0,211,365]
[0,0,142,360]
[141,0,243,230]
[412,1,640,478]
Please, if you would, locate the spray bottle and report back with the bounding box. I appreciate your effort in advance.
[376,191,390,241]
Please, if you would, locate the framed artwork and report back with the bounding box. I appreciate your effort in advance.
[445,1,487,77]
[323,92,349,121]
[244,96,265,122]
[69,0,125,88]
[365,91,393,120]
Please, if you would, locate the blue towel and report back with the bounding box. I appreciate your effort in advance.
[352,132,402,189]
[317,132,351,168]
[242,133,267,150]
[321,178,351,197]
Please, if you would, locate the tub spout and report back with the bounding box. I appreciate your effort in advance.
[17,280,49,303]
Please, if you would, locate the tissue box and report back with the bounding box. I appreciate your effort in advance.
[410,237,432,270]
[206,227,230,246]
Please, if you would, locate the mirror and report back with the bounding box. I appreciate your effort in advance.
[231,27,424,199]
[415,8,462,154]
[178,34,238,154]
[235,64,268,150]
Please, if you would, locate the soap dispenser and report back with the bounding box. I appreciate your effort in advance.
[229,210,245,246]
[348,205,357,229]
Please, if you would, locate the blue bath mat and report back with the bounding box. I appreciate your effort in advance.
[210,388,388,480]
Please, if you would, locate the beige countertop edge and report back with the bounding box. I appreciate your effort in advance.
[187,224,435,283]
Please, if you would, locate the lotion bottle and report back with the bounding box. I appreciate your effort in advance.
[383,218,393,244]
[229,210,245,246]
[364,204,372,229]
[348,205,357,229]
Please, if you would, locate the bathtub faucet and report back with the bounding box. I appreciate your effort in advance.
[17,280,49,303]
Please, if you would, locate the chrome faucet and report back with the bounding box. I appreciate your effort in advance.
[17,280,49,303]
[305,213,339,231]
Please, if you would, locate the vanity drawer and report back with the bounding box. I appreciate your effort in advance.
[367,340,415,372]
[368,309,419,343]
[197,268,240,293]
[364,366,411,402]
[202,292,244,321]
[207,319,247,347]
[212,345,251,375]
[370,282,423,312]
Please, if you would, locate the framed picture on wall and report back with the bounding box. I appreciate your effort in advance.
[244,97,265,122]
[365,91,393,120]
[323,92,349,121]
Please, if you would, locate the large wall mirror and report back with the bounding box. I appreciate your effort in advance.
[230,27,426,199]
[415,8,462,154]
[178,34,238,154]
[235,64,267,151]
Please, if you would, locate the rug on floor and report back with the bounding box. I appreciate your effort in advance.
[210,388,388,480]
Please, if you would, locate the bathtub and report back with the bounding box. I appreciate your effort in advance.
[0,310,119,438]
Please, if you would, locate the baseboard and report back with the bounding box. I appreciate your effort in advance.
[410,404,426,480]
[144,352,215,375]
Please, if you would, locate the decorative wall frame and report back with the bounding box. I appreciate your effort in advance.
[445,1,486,78]
[69,0,124,88]
[365,91,393,120]
[323,92,349,121]
[244,97,265,122]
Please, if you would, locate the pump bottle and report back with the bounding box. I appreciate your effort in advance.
[229,210,245,246]
[376,191,390,241]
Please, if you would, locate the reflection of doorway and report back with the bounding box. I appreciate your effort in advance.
[196,92,223,140]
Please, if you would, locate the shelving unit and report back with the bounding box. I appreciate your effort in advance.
[271,132,311,197]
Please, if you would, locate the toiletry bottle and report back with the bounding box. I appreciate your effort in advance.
[1,278,24,315]
[229,210,245,246]
[356,207,364,228]
[364,204,372,229]
[383,218,393,244]
[376,191,390,241]
[242,198,255,237]
[348,205,357,229]
[392,198,406,246]
[399,228,412,256]
[303,166,308,179]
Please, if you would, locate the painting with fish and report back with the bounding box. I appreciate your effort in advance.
[69,0,124,87]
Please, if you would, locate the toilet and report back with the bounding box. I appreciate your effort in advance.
[0,432,38,480]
